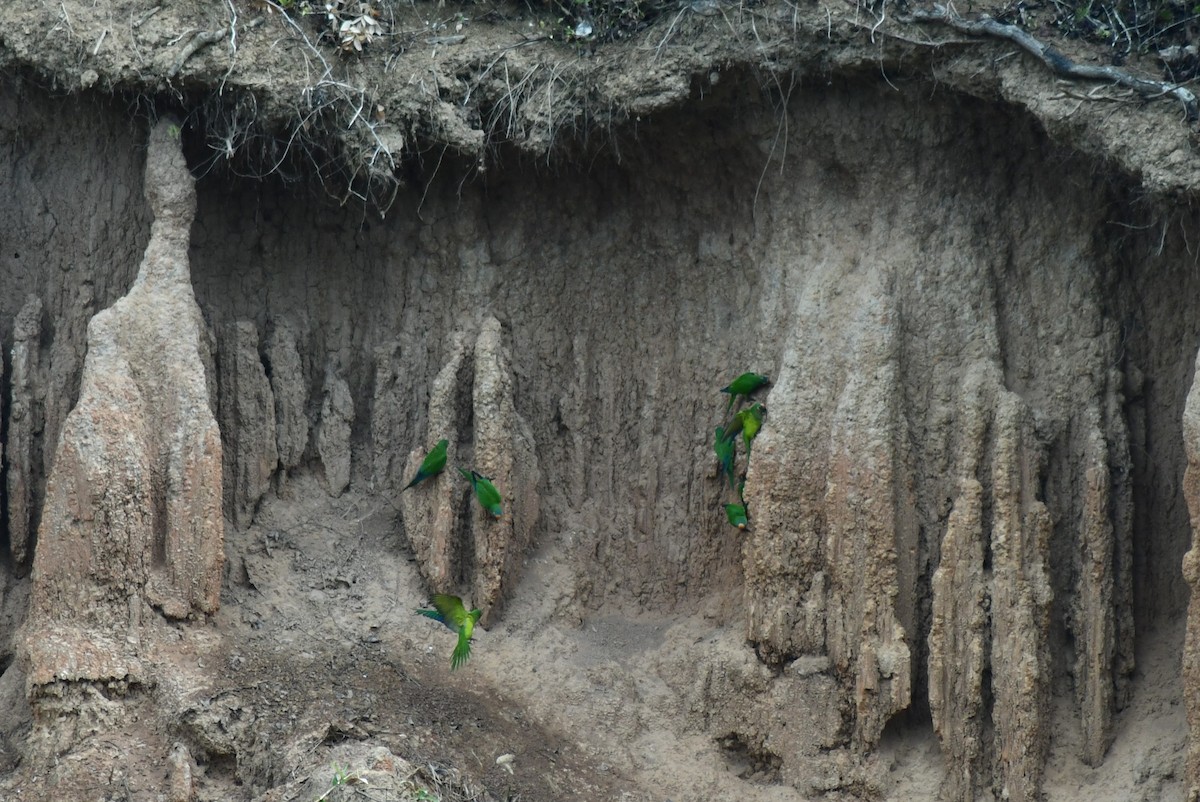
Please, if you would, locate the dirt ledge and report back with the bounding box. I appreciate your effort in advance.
[2,0,1198,205]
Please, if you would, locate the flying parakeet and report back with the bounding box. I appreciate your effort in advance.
[721,372,770,412]
[459,467,503,516]
[736,403,766,455]
[404,439,449,490]
[416,593,482,670]
[724,503,749,530]
[714,426,737,490]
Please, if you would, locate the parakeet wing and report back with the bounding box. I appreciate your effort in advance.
[405,439,450,489]
[723,414,744,440]
[422,440,449,472]
[720,372,748,394]
[735,373,769,394]
[472,472,503,516]
[714,427,736,489]
[430,594,469,630]
[416,607,447,626]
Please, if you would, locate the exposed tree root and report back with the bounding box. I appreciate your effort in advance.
[909,4,1199,122]
[169,28,228,78]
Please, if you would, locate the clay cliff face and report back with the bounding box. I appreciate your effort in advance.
[0,62,1196,802]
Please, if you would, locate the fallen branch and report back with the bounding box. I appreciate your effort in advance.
[909,4,1198,121]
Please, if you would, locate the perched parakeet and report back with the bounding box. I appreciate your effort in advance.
[404,439,449,490]
[721,372,770,411]
[724,503,749,530]
[416,593,482,670]
[714,426,737,490]
[459,468,503,516]
[736,403,766,455]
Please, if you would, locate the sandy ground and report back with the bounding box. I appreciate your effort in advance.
[206,473,1188,802]
[220,475,819,801]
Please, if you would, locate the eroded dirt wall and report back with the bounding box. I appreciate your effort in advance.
[184,75,1161,798]
[0,79,151,574]
[186,91,774,610]
[0,69,1194,801]
[0,77,152,782]
[1113,200,1200,627]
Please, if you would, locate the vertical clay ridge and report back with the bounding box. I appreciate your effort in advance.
[1103,364,1136,716]
[925,367,1057,802]
[822,293,912,749]
[218,320,278,530]
[739,232,1132,798]
[1180,348,1200,799]
[743,332,828,663]
[988,390,1053,802]
[745,271,913,754]
[1076,401,1118,766]
[317,364,354,497]
[928,365,993,802]
[24,116,224,697]
[7,294,46,573]
[267,321,310,482]
[397,334,473,591]
[19,118,224,798]
[470,316,540,626]
[929,476,989,798]
[370,339,412,493]
[394,318,540,625]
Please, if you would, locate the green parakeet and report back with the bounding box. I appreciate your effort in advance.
[721,372,770,411]
[714,426,737,490]
[736,403,766,455]
[404,439,449,490]
[459,468,503,517]
[416,593,482,670]
[722,413,744,441]
[724,503,749,530]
